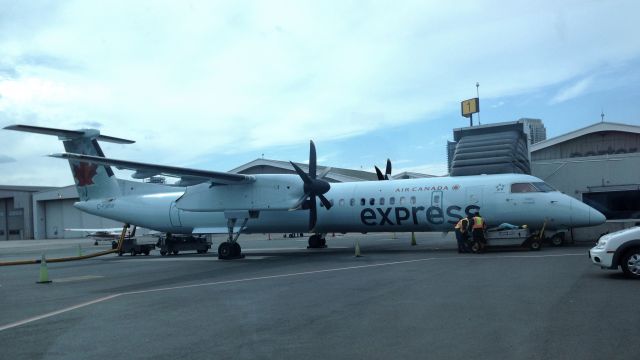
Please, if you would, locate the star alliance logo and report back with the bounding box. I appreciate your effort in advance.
[496,183,505,192]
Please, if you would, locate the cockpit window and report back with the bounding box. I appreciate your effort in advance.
[510,183,538,193]
[532,182,557,192]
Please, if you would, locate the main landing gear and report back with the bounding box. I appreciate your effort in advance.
[307,233,327,249]
[218,218,248,260]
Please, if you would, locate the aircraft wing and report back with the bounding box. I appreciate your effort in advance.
[51,153,256,185]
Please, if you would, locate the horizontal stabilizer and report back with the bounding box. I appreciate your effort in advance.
[50,152,256,185]
[4,124,135,144]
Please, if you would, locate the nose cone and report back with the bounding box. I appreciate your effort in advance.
[589,208,607,226]
[570,199,607,227]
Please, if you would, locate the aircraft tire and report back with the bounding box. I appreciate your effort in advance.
[218,242,232,259]
[232,243,241,257]
[308,235,321,248]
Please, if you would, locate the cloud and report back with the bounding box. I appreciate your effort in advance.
[0,154,16,163]
[550,77,593,104]
[0,0,639,184]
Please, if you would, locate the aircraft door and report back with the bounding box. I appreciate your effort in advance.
[169,201,182,227]
[431,191,443,208]
[465,186,483,216]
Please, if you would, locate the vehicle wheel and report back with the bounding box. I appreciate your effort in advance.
[621,248,640,279]
[218,242,232,259]
[550,233,564,247]
[160,250,167,256]
[529,239,542,251]
[172,250,179,255]
[470,241,481,253]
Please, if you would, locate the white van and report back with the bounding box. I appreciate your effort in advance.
[589,226,640,279]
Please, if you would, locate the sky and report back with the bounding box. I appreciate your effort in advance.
[1,0,639,186]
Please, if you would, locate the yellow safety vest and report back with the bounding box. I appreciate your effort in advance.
[472,216,484,229]
[455,218,468,232]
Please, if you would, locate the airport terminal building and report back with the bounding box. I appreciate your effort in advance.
[1,121,639,240]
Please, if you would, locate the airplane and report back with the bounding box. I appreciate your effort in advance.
[4,124,606,259]
[65,227,130,241]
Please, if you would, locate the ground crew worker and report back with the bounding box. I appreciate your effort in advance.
[472,213,487,253]
[454,217,470,253]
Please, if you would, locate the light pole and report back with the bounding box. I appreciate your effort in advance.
[476,82,480,125]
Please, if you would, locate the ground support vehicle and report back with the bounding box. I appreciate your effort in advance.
[590,226,640,279]
[114,237,156,256]
[157,235,212,256]
[474,228,542,252]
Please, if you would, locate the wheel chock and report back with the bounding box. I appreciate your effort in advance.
[37,254,52,284]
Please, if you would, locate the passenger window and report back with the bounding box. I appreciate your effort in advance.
[369,198,375,206]
[410,196,416,205]
[400,197,405,205]
[350,198,355,206]
[390,197,395,205]
[379,198,385,206]
[339,199,345,206]
[511,183,538,193]
[360,198,366,206]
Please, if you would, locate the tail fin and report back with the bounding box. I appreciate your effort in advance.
[4,125,135,201]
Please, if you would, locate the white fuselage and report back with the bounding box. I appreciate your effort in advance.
[74,173,603,235]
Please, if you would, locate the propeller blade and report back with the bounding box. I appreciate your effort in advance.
[385,158,392,180]
[309,140,317,179]
[318,194,332,210]
[375,166,385,181]
[317,167,332,180]
[289,194,308,211]
[290,162,312,184]
[308,196,317,231]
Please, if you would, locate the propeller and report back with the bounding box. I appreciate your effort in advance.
[374,158,392,180]
[290,140,332,231]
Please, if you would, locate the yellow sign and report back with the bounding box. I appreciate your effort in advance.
[461,98,479,118]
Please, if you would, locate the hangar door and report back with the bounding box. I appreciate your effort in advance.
[45,199,123,239]
[0,198,25,240]
[0,199,6,240]
[45,199,87,239]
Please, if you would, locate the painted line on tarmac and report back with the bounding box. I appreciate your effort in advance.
[0,294,121,332]
[0,252,585,332]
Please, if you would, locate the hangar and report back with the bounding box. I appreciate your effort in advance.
[0,185,52,240]
[530,121,640,239]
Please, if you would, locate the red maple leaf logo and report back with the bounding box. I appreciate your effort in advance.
[72,162,98,186]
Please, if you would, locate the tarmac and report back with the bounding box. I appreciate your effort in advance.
[1,232,638,360]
